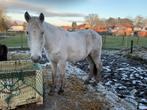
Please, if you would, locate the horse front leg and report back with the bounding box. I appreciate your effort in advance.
[49,61,57,95]
[56,60,66,94]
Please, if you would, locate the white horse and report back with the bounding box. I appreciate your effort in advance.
[24,12,102,94]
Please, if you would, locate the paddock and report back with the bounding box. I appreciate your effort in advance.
[1,48,146,110]
[0,33,147,110]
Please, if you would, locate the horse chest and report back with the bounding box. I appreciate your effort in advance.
[48,51,65,62]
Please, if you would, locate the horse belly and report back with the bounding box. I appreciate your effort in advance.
[67,45,88,62]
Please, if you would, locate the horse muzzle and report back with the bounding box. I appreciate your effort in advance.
[31,56,41,63]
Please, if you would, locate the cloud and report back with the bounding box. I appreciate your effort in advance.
[24,0,85,5]
[67,20,84,24]
[0,0,86,17]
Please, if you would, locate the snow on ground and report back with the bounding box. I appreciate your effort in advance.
[8,49,147,110]
[72,51,147,110]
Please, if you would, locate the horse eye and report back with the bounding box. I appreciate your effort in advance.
[41,32,44,35]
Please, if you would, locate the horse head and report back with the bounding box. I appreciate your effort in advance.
[24,12,45,63]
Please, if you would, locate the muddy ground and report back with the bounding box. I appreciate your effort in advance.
[16,73,107,110]
[8,48,147,110]
[72,49,147,110]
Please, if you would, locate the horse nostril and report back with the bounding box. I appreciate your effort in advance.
[31,56,41,63]
[38,56,41,60]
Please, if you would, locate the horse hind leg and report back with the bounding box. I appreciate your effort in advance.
[90,51,102,83]
[84,55,95,84]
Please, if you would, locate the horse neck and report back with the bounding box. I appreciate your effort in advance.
[43,23,63,52]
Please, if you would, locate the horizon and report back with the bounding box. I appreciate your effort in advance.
[1,0,147,26]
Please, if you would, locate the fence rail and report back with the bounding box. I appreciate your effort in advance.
[0,32,27,49]
[102,35,147,50]
[0,32,147,50]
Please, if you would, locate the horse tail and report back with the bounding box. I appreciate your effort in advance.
[93,62,97,76]
[89,30,102,78]
[88,55,97,76]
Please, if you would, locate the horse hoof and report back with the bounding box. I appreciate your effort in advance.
[92,82,97,86]
[84,80,90,85]
[58,89,64,95]
[48,90,55,96]
[48,86,56,96]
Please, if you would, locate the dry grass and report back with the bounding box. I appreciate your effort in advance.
[15,73,107,110]
[47,76,105,110]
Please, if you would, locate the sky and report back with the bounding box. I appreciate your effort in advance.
[0,0,147,26]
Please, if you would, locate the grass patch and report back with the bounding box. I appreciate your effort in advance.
[102,35,147,49]
[0,33,27,48]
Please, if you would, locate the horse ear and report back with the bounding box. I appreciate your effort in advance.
[39,13,44,23]
[24,11,31,22]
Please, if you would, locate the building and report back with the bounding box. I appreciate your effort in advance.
[8,25,24,32]
[111,23,133,36]
[8,21,25,32]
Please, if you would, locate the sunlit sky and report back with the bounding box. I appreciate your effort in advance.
[1,0,147,26]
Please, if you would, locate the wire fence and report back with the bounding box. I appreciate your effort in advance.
[0,32,147,50]
[101,35,147,50]
[0,32,27,49]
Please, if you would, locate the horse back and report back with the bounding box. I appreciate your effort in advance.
[65,30,102,61]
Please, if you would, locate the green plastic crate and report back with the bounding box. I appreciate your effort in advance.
[0,60,43,110]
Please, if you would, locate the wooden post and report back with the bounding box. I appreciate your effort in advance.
[130,40,133,54]
[20,31,23,49]
[102,35,106,49]
[137,36,139,44]
[122,36,125,46]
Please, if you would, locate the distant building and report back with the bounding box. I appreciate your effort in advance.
[137,26,147,37]
[8,21,25,32]
[138,31,147,37]
[61,26,72,31]
[93,26,107,33]
[110,23,133,36]
[61,22,135,36]
[8,25,24,32]
[76,24,90,30]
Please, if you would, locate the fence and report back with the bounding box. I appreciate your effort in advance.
[0,32,147,50]
[0,32,27,49]
[101,34,147,50]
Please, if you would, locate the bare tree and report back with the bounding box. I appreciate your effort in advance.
[0,8,10,32]
[22,22,27,31]
[106,17,117,27]
[143,18,147,27]
[85,14,101,28]
[118,18,133,25]
[72,21,77,31]
[134,16,144,27]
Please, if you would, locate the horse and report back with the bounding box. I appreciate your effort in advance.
[0,44,8,61]
[24,12,102,94]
